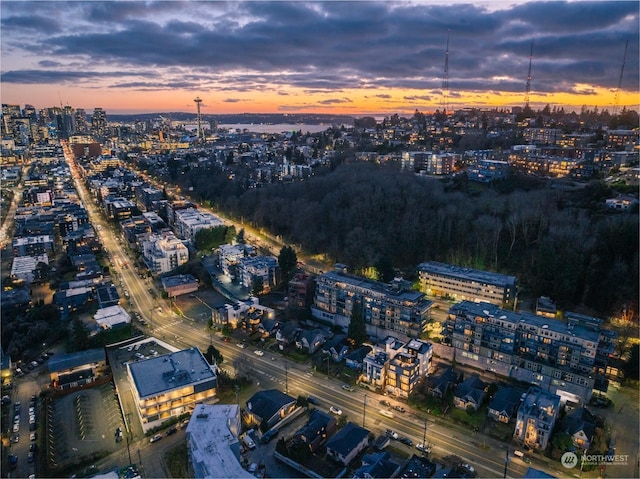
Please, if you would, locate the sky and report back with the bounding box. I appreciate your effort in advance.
[1,1,638,116]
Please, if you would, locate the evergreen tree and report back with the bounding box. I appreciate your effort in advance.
[347,300,367,346]
[278,246,298,283]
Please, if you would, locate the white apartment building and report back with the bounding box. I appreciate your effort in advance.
[417,261,518,309]
[360,337,432,398]
[142,232,189,274]
[174,207,224,242]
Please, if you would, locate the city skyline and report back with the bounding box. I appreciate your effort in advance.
[1,1,639,116]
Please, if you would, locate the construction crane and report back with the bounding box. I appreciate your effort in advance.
[612,40,628,117]
[524,40,534,109]
[441,30,450,116]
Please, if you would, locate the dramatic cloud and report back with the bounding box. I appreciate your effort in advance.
[1,1,637,113]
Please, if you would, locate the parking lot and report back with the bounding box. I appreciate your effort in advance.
[45,383,124,470]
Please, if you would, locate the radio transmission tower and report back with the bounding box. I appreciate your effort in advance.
[613,40,628,116]
[441,30,450,116]
[194,96,204,142]
[524,40,534,109]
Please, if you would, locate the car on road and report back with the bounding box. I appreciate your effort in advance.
[399,436,413,446]
[237,343,247,349]
[329,406,342,415]
[394,405,406,413]
[150,434,163,443]
[254,350,264,356]
[415,443,431,453]
[341,384,354,392]
[379,399,391,407]
[385,429,399,440]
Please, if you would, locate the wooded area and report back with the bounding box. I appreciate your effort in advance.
[181,162,638,319]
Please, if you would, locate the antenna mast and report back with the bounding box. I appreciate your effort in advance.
[524,40,534,109]
[441,30,450,116]
[613,40,628,116]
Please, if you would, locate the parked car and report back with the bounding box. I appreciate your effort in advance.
[307,396,319,405]
[330,406,343,415]
[385,429,399,440]
[379,399,391,407]
[341,384,354,392]
[165,426,178,436]
[394,405,406,413]
[150,434,163,443]
[254,350,264,356]
[399,436,413,446]
[415,443,431,453]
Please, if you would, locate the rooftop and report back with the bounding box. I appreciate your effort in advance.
[128,347,216,398]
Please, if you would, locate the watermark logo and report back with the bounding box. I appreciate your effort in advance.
[561,452,578,468]
[561,452,629,469]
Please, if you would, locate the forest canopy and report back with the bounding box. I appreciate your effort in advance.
[181,161,638,318]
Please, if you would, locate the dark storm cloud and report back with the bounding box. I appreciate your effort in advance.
[1,1,638,95]
[0,69,151,84]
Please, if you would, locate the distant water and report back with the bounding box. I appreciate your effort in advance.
[218,123,336,134]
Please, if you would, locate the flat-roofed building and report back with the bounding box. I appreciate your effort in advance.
[142,232,189,275]
[312,265,433,341]
[443,301,616,403]
[174,207,224,243]
[127,347,216,431]
[161,274,198,297]
[186,403,253,479]
[417,261,517,309]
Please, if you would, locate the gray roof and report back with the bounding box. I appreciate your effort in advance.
[246,389,296,422]
[48,348,106,373]
[128,347,216,398]
[326,422,369,457]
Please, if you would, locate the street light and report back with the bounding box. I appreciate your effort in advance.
[503,448,510,478]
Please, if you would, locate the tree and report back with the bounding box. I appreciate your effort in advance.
[251,276,264,296]
[236,228,245,244]
[69,318,90,352]
[374,254,395,283]
[347,300,367,346]
[204,345,224,365]
[278,246,298,283]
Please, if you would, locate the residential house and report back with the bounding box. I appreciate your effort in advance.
[425,366,460,399]
[325,422,370,466]
[296,329,327,354]
[353,451,401,479]
[245,389,297,429]
[345,346,372,371]
[293,410,337,452]
[514,387,561,451]
[562,407,597,451]
[323,335,351,362]
[453,374,486,412]
[275,322,301,349]
[488,386,525,424]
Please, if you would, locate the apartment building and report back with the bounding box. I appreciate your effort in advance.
[513,387,560,451]
[312,264,433,340]
[174,207,224,243]
[360,337,432,398]
[417,261,517,309]
[442,301,616,403]
[141,231,189,274]
[127,347,217,431]
[237,255,279,293]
